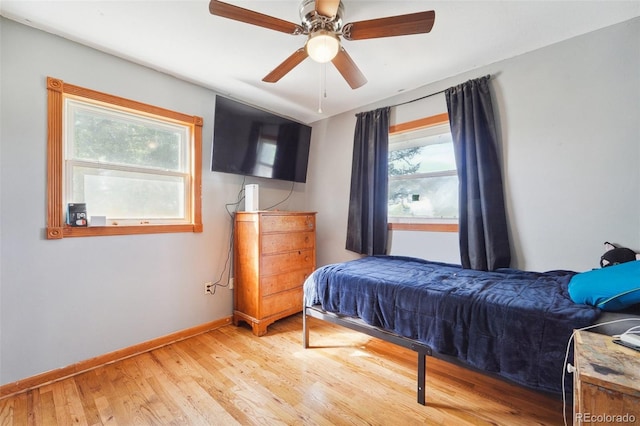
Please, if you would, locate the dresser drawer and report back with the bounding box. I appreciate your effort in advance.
[261,268,313,296]
[261,231,315,255]
[262,249,315,276]
[261,214,315,233]
[262,287,303,317]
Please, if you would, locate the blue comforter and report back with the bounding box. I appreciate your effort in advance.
[304,256,601,395]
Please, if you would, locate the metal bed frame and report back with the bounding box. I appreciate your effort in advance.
[303,302,433,405]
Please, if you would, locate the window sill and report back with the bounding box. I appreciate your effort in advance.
[388,222,459,233]
[47,223,203,239]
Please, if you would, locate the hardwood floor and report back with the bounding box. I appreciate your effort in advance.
[0,314,565,425]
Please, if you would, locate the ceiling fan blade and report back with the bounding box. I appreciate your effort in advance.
[331,47,367,89]
[315,0,341,18]
[263,48,309,83]
[342,10,435,41]
[209,0,302,35]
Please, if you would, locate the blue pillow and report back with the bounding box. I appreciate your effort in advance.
[568,260,640,311]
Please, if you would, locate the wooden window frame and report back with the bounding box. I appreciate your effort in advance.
[46,77,203,239]
[388,113,458,233]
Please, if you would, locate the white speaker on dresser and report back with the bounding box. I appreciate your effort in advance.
[245,184,259,211]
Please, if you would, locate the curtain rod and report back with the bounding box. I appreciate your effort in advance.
[390,74,492,108]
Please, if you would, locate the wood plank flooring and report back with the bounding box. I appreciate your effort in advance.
[0,314,566,425]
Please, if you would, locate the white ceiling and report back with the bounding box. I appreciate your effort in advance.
[2,1,639,123]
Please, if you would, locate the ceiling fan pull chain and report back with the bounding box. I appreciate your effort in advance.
[318,63,327,113]
[323,62,328,99]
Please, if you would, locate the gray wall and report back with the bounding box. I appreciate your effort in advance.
[0,18,309,385]
[307,18,640,272]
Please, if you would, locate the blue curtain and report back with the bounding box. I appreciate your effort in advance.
[445,76,511,271]
[345,107,390,255]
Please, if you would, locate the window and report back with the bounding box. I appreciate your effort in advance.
[46,77,203,239]
[388,113,458,232]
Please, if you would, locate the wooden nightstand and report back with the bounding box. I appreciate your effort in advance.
[573,330,640,425]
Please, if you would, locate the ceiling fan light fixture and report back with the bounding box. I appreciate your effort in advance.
[305,30,340,63]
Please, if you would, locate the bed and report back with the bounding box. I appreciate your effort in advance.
[302,255,605,403]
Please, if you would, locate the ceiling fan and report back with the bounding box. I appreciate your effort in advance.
[209,0,435,89]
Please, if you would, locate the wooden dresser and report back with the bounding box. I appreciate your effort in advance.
[234,211,316,336]
[573,330,640,425]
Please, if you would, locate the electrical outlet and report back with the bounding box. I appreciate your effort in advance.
[229,278,234,290]
[204,282,213,295]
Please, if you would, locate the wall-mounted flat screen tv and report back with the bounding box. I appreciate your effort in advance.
[211,96,312,183]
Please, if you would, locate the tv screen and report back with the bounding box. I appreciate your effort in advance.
[211,96,312,183]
